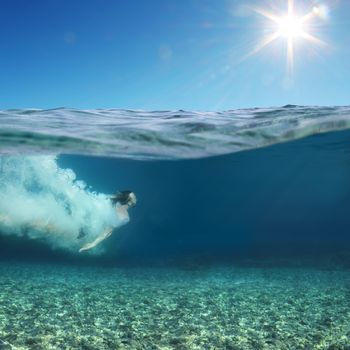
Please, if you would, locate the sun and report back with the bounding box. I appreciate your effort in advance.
[251,0,326,73]
[278,15,304,38]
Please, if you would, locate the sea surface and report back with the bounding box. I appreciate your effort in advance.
[1,106,350,349]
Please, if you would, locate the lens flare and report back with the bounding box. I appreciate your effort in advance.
[251,0,327,74]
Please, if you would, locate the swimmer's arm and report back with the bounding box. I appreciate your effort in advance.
[79,227,113,253]
[116,206,130,225]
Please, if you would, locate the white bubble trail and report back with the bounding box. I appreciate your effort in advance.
[0,155,123,253]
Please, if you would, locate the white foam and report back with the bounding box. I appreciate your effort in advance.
[0,155,123,253]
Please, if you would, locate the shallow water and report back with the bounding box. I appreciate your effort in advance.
[1,107,350,349]
[1,263,350,350]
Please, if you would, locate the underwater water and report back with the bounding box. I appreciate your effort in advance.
[1,106,350,349]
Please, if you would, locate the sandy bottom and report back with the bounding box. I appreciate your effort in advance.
[0,262,350,350]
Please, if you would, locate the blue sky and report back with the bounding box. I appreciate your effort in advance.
[0,0,349,110]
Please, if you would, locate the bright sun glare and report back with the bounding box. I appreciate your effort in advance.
[251,0,327,73]
[278,16,304,38]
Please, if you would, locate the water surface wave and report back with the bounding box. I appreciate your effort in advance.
[1,105,349,159]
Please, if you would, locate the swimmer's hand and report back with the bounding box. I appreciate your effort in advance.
[79,227,113,253]
[79,242,95,253]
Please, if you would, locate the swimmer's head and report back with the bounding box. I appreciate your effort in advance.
[111,191,137,208]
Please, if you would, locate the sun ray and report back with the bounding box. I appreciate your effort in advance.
[300,32,327,47]
[253,8,281,23]
[288,0,294,17]
[287,37,294,74]
[300,11,316,23]
[246,32,280,58]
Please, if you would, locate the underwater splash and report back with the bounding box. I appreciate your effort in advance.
[0,156,123,253]
[1,105,350,159]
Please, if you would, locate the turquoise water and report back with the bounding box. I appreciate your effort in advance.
[1,263,350,350]
[1,106,350,349]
